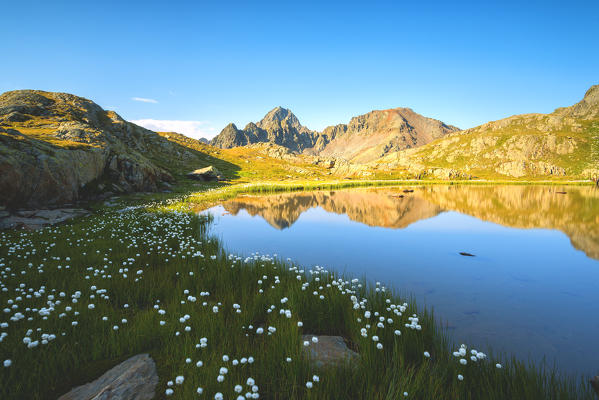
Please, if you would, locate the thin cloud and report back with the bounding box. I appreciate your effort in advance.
[131,119,218,140]
[131,97,158,104]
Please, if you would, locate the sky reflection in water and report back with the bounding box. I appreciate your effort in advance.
[201,185,599,375]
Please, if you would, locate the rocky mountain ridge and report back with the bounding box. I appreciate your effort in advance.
[210,106,459,162]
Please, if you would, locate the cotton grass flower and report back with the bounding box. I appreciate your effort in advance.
[457,374,464,381]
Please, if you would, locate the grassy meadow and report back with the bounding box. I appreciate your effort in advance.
[0,189,595,399]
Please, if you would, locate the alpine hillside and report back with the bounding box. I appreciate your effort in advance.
[377,85,599,180]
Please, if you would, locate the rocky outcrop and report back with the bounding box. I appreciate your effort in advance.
[58,354,158,400]
[0,90,186,209]
[495,161,566,178]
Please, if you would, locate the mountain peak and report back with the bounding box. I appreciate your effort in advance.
[554,84,599,119]
[261,106,292,122]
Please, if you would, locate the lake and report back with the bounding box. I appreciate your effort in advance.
[200,185,599,376]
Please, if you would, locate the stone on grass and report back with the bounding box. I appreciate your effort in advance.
[58,353,158,400]
[186,166,225,182]
[301,335,360,368]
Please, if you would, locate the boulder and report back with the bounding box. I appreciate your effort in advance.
[301,335,360,368]
[186,166,225,181]
[58,354,158,400]
[0,208,90,229]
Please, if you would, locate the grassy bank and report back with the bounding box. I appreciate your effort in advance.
[0,205,593,399]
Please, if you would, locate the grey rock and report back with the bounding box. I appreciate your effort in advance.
[57,354,158,400]
[0,208,90,230]
[301,335,360,368]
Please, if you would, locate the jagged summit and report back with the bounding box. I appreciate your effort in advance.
[210,107,317,152]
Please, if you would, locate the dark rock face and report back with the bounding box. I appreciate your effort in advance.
[0,90,178,209]
[57,353,158,400]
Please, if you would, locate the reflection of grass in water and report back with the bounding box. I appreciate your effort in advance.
[0,206,594,399]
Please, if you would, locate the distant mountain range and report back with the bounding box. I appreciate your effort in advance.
[210,106,459,163]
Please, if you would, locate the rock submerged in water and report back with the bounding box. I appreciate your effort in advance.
[58,354,158,400]
[301,335,360,368]
[187,165,225,181]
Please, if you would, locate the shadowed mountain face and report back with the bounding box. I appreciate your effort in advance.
[218,186,599,259]
[210,106,459,161]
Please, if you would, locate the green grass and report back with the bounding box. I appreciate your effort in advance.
[0,203,594,399]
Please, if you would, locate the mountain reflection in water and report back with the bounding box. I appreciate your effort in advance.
[221,185,599,260]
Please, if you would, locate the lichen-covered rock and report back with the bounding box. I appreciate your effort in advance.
[57,354,158,400]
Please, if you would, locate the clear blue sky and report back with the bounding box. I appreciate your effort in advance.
[2,0,598,138]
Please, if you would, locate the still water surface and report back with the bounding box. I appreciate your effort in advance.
[201,185,599,376]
